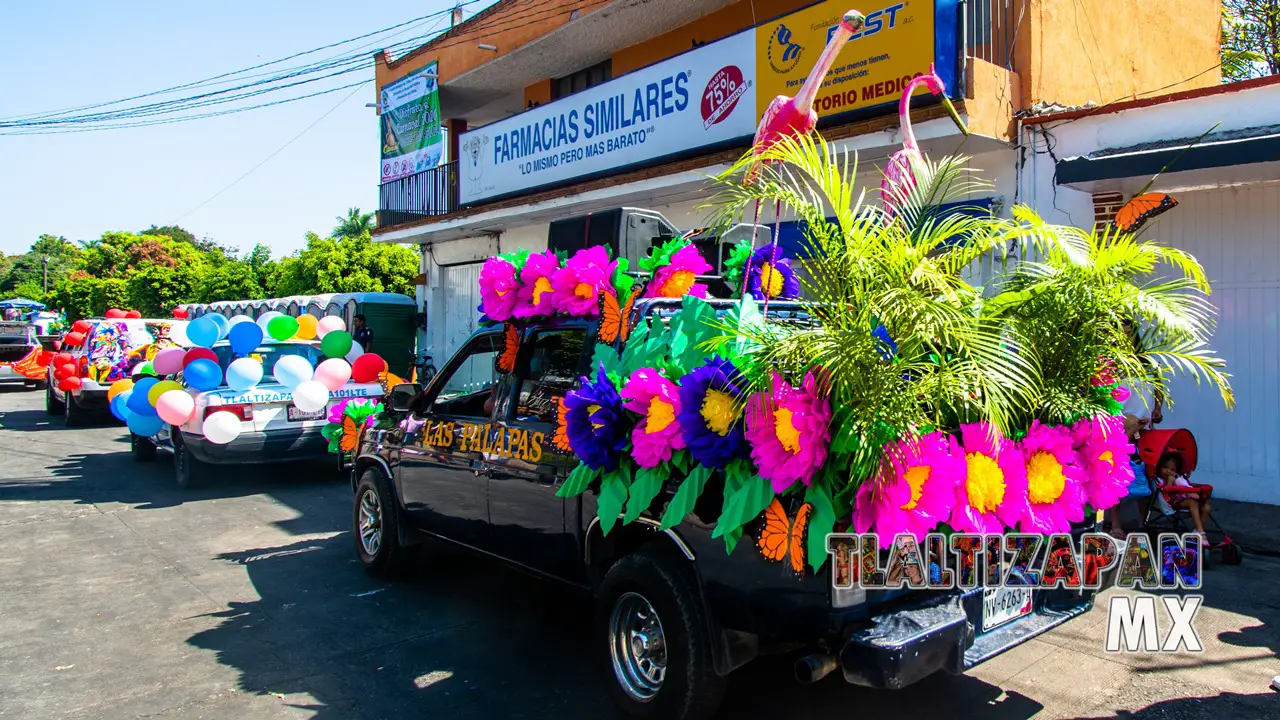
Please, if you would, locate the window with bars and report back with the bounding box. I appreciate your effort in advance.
[551,59,612,100]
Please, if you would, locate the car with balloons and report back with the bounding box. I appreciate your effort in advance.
[115,310,392,487]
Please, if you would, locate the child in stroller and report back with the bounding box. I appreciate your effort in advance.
[1154,452,1213,538]
[1138,427,1242,565]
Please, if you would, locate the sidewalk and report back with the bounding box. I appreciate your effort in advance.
[1213,498,1280,555]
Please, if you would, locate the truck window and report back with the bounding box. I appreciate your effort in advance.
[514,329,586,424]
[431,334,500,418]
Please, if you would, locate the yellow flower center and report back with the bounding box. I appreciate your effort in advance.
[588,403,605,430]
[775,407,801,453]
[760,262,784,298]
[1026,451,1067,505]
[575,282,595,300]
[661,270,697,298]
[965,452,1006,514]
[532,276,554,306]
[901,465,930,511]
[646,398,676,434]
[1098,450,1114,467]
[701,389,737,436]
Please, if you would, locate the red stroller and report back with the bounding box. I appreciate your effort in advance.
[1137,428,1242,566]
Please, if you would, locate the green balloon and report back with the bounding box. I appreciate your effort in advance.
[320,330,353,358]
[267,315,299,341]
[136,362,157,376]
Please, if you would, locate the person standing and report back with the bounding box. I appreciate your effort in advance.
[352,314,374,351]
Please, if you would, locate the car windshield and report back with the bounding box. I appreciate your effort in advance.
[212,343,322,384]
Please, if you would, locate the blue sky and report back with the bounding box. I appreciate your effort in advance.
[1,0,478,258]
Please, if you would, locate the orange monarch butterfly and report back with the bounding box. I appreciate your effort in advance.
[598,285,641,345]
[497,323,519,373]
[1115,192,1178,233]
[380,370,406,396]
[553,396,572,451]
[757,499,812,576]
[339,416,363,454]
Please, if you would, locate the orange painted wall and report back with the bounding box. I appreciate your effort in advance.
[524,79,552,109]
[611,0,808,76]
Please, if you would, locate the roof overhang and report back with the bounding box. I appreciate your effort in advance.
[1057,126,1280,193]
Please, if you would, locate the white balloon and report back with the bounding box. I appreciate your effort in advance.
[257,311,284,332]
[203,411,242,444]
[272,355,314,390]
[315,315,346,339]
[228,314,254,328]
[226,357,264,392]
[344,341,365,363]
[291,380,329,413]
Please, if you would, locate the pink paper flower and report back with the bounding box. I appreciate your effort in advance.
[645,244,711,299]
[853,431,964,549]
[1072,415,1136,511]
[1111,385,1131,403]
[514,250,560,319]
[744,370,832,492]
[1017,421,1087,534]
[949,422,1028,534]
[621,368,685,468]
[552,246,617,316]
[479,257,520,321]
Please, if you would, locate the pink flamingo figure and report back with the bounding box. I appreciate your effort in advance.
[880,64,969,214]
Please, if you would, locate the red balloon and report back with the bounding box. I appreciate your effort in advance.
[351,353,388,384]
[183,347,218,366]
[59,376,82,392]
[64,331,86,346]
[36,351,54,367]
[54,352,74,366]
[124,310,142,319]
[104,308,127,319]
[173,307,189,319]
[71,319,92,334]
[54,366,73,381]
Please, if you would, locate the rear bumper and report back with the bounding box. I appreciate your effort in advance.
[71,389,109,409]
[181,427,329,464]
[838,586,1095,689]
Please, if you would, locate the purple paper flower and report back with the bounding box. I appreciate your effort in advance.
[745,244,800,301]
[563,364,628,470]
[676,356,746,469]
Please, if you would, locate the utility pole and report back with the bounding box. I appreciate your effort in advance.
[451,4,463,28]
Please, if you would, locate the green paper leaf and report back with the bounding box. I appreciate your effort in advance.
[659,465,711,530]
[624,465,669,524]
[805,483,837,572]
[498,247,532,273]
[829,407,861,454]
[713,469,775,542]
[719,458,751,554]
[671,450,692,474]
[639,236,691,272]
[597,464,633,536]
[617,320,650,375]
[557,463,599,498]
[591,342,620,375]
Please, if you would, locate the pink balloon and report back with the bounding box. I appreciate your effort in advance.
[155,390,196,426]
[152,347,186,376]
[315,316,346,339]
[314,358,352,392]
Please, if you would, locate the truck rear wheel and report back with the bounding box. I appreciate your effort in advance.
[597,550,726,720]
[353,468,409,578]
[45,382,64,415]
[130,433,157,462]
[64,391,87,427]
[174,437,205,488]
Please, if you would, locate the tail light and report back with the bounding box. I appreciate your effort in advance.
[205,403,253,421]
[77,356,89,377]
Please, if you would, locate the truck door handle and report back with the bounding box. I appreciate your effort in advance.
[402,447,425,456]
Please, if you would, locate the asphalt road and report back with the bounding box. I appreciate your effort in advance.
[1,387,1278,719]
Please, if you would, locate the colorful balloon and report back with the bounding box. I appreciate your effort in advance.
[228,321,264,355]
[187,317,220,348]
[64,331,86,346]
[71,319,92,334]
[351,354,387,384]
[320,330,352,359]
[172,307,189,319]
[272,355,313,390]
[315,316,345,339]
[107,379,134,402]
[155,390,195,426]
[291,380,329,413]
[124,310,142,319]
[54,365,74,381]
[147,380,184,406]
[295,314,318,340]
[184,347,218,367]
[344,341,364,363]
[267,315,299,342]
[105,308,126,319]
[54,352,74,366]
[110,391,131,422]
[226,357,264,392]
[202,411,242,444]
[184,358,223,392]
[314,358,352,392]
[257,311,284,333]
[134,361,157,377]
[127,411,164,437]
[205,313,230,340]
[127,379,159,416]
[152,347,186,375]
[36,351,54,367]
[58,377,81,392]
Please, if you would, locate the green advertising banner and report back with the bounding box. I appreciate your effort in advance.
[380,61,443,182]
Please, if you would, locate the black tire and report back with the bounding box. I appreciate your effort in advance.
[1220,542,1243,566]
[353,468,409,578]
[45,382,64,415]
[596,549,727,720]
[131,433,157,462]
[64,391,87,427]
[174,437,204,489]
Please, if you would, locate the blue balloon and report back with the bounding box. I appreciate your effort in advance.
[228,320,264,355]
[110,391,131,422]
[206,312,230,340]
[127,411,164,437]
[184,358,223,392]
[128,377,159,416]
[188,317,220,348]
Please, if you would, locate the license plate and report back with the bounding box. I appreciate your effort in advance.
[982,586,1034,632]
[286,406,325,422]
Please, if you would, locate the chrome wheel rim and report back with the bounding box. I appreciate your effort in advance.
[609,591,667,702]
[358,488,382,557]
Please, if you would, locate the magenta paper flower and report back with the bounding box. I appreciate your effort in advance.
[1111,385,1131,403]
[552,246,617,316]
[853,431,964,549]
[621,367,685,468]
[949,422,1028,534]
[514,250,561,319]
[479,257,520,321]
[327,398,353,424]
[1017,421,1087,534]
[645,244,711,299]
[744,370,832,492]
[1072,415,1136,511]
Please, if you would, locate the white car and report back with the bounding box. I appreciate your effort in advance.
[134,339,383,487]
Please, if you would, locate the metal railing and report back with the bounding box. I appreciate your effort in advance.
[378,160,460,230]
[964,0,1026,70]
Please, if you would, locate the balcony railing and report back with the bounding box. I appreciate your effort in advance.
[964,0,1025,69]
[378,160,459,230]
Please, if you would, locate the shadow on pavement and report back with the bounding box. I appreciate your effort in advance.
[1068,690,1280,720]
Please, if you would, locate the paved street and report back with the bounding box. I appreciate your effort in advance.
[1,386,1278,719]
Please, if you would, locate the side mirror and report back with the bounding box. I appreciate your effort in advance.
[390,383,422,413]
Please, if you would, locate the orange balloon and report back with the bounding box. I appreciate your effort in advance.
[295,314,318,340]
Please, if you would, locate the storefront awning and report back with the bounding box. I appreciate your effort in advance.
[1057,125,1280,186]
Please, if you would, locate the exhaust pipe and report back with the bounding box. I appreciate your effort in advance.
[794,652,839,684]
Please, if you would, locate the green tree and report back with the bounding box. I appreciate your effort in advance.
[1222,1,1280,81]
[274,231,416,296]
[331,208,376,239]
[199,262,265,303]
[127,264,199,316]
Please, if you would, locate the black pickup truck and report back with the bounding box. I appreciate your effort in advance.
[349,300,1100,719]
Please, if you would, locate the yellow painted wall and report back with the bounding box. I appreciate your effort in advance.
[524,79,553,109]
[612,0,807,76]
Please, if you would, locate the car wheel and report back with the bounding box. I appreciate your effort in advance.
[597,550,727,720]
[1220,542,1243,566]
[64,391,87,427]
[45,382,64,415]
[353,468,408,578]
[174,438,204,488]
[131,433,157,462]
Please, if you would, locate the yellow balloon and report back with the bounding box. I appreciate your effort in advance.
[295,314,318,340]
[107,379,134,402]
[148,380,184,406]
